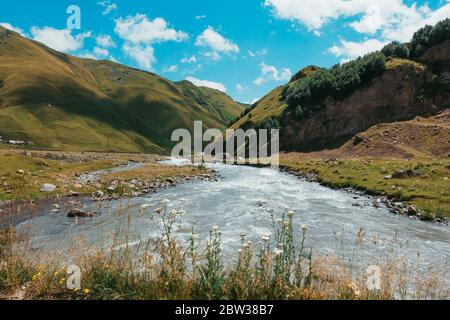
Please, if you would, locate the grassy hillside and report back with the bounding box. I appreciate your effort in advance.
[0,26,245,153]
[230,19,450,151]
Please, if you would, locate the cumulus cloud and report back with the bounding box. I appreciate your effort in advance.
[122,43,156,70]
[186,76,227,92]
[328,38,388,62]
[195,15,207,20]
[96,34,116,48]
[30,27,91,53]
[115,14,188,44]
[195,26,239,60]
[253,63,292,86]
[265,0,450,58]
[98,1,118,16]
[114,14,188,70]
[93,46,110,58]
[181,55,197,63]
[236,84,249,92]
[0,22,25,35]
[164,65,178,73]
[263,0,450,61]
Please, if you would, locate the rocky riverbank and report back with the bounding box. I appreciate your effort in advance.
[279,164,449,225]
[0,153,217,225]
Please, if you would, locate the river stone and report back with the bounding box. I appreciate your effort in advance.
[68,190,80,197]
[40,183,57,192]
[67,209,96,218]
[391,169,419,179]
[93,190,104,198]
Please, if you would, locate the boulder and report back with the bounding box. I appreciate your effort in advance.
[391,169,419,179]
[68,190,80,197]
[93,190,104,198]
[40,183,57,192]
[67,209,96,218]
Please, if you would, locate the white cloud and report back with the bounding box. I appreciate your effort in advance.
[195,15,207,20]
[306,1,450,61]
[98,1,118,16]
[93,46,110,58]
[248,49,268,57]
[201,51,221,61]
[123,43,156,70]
[115,14,188,70]
[328,38,388,61]
[164,65,178,73]
[181,55,197,63]
[253,63,292,86]
[195,26,239,60]
[264,0,450,42]
[96,34,116,48]
[186,76,227,92]
[236,84,249,92]
[30,27,91,53]
[115,14,188,44]
[0,22,25,35]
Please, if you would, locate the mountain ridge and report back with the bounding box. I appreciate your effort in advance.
[230,19,450,157]
[0,25,246,153]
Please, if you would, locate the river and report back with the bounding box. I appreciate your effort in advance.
[16,160,450,282]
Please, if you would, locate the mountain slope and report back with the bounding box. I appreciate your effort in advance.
[0,26,246,153]
[230,20,450,154]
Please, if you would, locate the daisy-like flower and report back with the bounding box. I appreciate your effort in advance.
[262,235,271,242]
[212,225,219,231]
[273,249,283,256]
[287,210,295,218]
[140,204,151,210]
[301,224,309,231]
[153,207,163,214]
[160,199,171,206]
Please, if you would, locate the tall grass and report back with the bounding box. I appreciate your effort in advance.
[0,200,448,300]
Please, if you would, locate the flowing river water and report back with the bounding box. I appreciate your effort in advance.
[16,160,450,284]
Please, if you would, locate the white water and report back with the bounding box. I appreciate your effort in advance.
[18,161,450,281]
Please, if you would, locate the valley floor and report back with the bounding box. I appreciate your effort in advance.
[0,148,448,300]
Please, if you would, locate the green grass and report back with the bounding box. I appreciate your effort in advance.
[0,153,117,201]
[281,157,450,220]
[0,26,245,154]
[1,205,447,300]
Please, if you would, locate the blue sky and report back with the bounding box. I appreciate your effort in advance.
[1,0,449,103]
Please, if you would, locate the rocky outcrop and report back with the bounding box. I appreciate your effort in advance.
[281,44,450,152]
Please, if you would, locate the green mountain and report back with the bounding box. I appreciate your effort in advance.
[231,19,450,153]
[0,26,246,154]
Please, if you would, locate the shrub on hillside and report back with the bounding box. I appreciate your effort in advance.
[381,41,410,59]
[410,19,450,58]
[284,52,386,119]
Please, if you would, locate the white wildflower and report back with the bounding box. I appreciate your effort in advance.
[274,249,283,256]
[160,199,171,206]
